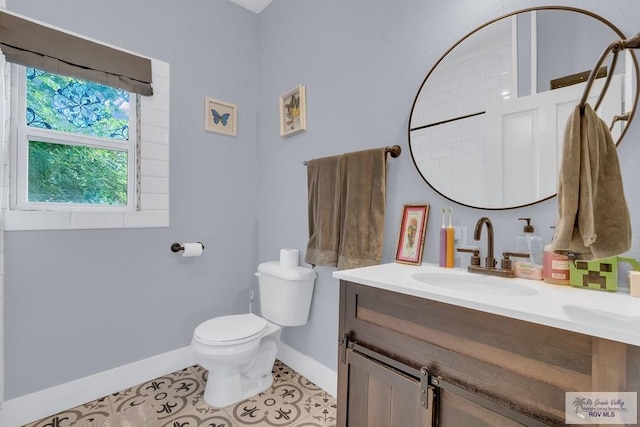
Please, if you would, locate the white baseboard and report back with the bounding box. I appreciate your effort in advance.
[0,342,337,427]
[277,341,337,397]
[0,346,196,427]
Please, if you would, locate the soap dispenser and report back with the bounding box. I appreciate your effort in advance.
[516,218,543,265]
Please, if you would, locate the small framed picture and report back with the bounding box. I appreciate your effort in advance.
[205,97,237,136]
[395,204,430,265]
[279,84,307,137]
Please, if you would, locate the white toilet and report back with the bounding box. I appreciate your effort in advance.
[191,256,316,408]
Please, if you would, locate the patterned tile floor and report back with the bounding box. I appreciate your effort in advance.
[24,360,336,427]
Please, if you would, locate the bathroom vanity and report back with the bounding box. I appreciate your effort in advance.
[333,263,640,426]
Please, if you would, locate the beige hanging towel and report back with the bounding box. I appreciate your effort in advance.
[305,154,343,267]
[337,148,387,270]
[305,148,387,270]
[551,103,631,259]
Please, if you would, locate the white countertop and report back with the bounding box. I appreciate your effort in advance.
[333,263,640,346]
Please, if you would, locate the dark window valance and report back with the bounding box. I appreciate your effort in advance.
[0,11,153,96]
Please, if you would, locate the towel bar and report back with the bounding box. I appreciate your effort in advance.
[303,145,401,166]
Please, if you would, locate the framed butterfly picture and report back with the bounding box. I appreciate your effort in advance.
[204,97,237,136]
[279,85,307,137]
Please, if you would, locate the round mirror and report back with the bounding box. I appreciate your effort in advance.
[409,7,639,209]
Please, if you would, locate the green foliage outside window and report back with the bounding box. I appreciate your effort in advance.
[28,141,128,205]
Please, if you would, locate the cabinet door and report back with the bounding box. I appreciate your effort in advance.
[439,389,525,427]
[344,349,434,427]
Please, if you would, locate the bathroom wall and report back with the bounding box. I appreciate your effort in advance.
[4,0,261,399]
[256,0,640,373]
[3,0,640,404]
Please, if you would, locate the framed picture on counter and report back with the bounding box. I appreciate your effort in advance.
[395,204,429,265]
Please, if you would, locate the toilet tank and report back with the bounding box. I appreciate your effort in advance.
[256,261,316,326]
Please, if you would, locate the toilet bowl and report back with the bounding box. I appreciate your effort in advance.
[191,257,315,408]
[192,313,282,407]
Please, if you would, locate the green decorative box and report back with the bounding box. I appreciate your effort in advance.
[570,256,640,291]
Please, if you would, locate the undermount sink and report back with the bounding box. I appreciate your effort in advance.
[562,304,640,330]
[411,272,539,296]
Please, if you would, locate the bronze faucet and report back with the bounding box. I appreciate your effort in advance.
[474,217,496,269]
[456,216,517,278]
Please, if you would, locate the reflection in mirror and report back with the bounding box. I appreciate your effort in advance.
[409,7,638,209]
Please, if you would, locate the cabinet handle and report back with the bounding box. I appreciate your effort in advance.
[338,333,349,363]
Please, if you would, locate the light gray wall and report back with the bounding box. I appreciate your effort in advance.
[5,0,260,399]
[256,0,640,372]
[5,0,640,402]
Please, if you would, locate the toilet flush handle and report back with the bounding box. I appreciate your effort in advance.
[254,272,262,277]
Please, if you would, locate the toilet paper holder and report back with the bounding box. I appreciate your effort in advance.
[171,242,205,253]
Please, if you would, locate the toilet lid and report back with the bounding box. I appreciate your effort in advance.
[194,313,268,345]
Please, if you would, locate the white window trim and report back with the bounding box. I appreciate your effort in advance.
[2,56,170,230]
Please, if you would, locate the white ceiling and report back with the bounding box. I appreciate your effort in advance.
[228,0,272,13]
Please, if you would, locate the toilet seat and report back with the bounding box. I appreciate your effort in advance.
[193,313,268,346]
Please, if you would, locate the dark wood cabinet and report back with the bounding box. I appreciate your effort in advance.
[344,349,434,426]
[439,389,525,426]
[337,280,640,427]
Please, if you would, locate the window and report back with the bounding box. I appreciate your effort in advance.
[0,11,169,230]
[14,66,136,210]
[4,57,170,231]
